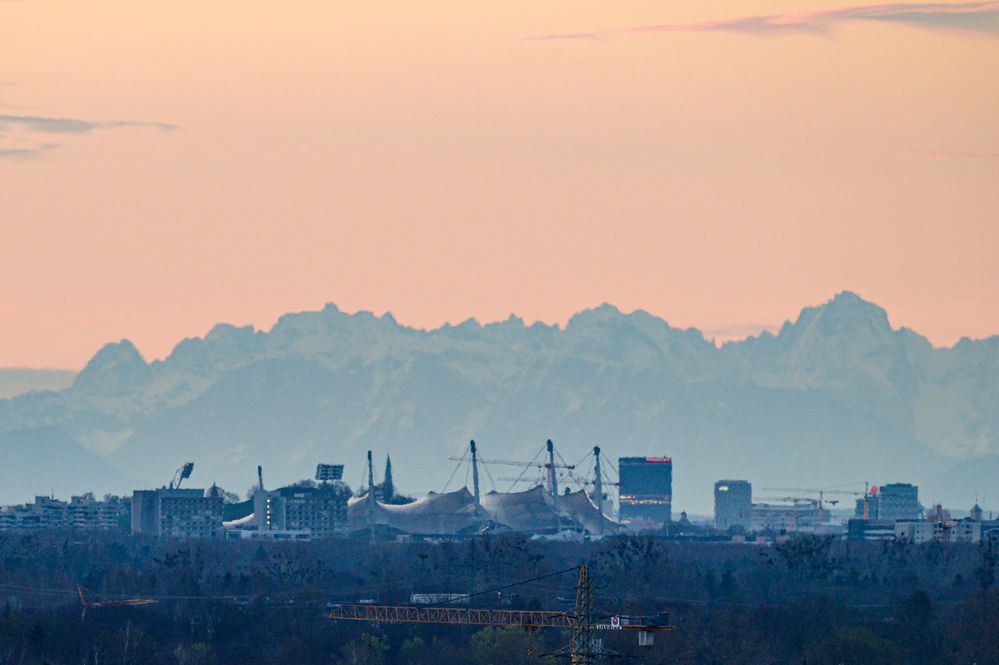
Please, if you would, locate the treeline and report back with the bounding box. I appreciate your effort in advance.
[0,531,996,664]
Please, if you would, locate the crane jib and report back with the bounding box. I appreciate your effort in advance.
[327,604,675,632]
[328,604,576,629]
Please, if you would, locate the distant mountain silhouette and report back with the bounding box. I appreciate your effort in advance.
[0,368,75,399]
[1,292,996,511]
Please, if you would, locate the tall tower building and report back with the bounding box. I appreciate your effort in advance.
[714,480,752,531]
[618,457,672,525]
[877,483,922,521]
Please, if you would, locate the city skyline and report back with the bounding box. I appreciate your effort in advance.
[2,3,997,662]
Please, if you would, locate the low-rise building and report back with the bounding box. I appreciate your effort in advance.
[225,528,312,541]
[946,520,981,543]
[847,518,896,541]
[896,519,981,544]
[752,501,821,533]
[894,520,934,543]
[68,493,130,529]
[982,520,999,543]
[0,494,129,531]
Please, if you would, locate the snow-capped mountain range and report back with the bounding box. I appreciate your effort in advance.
[2,292,996,513]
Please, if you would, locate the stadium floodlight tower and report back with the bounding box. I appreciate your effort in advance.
[169,462,195,489]
[316,463,344,484]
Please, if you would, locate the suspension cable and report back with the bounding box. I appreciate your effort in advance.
[441,442,469,493]
[505,444,546,492]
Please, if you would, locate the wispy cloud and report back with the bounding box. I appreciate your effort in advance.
[0,114,177,134]
[0,113,176,160]
[0,143,59,160]
[531,1,999,41]
[530,33,606,42]
[900,146,999,161]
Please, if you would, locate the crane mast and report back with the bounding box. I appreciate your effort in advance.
[570,562,594,664]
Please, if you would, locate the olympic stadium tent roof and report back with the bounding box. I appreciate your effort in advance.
[348,485,621,537]
[481,486,621,536]
[557,489,622,536]
[480,486,561,534]
[348,487,489,536]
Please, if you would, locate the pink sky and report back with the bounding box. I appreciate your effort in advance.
[2,1,997,369]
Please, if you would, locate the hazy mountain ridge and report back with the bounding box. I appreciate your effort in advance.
[0,292,996,510]
[0,368,76,399]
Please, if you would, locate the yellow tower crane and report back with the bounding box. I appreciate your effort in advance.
[328,564,673,664]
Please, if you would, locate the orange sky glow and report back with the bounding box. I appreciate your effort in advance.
[2,1,997,368]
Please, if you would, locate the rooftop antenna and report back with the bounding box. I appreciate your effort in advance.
[470,440,481,506]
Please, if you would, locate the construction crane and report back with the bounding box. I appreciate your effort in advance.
[77,586,157,620]
[77,586,157,609]
[762,484,872,523]
[447,452,577,472]
[169,462,195,489]
[328,564,673,664]
[499,447,620,516]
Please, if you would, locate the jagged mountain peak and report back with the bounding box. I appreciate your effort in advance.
[793,291,892,336]
[565,303,711,347]
[565,303,624,327]
[482,313,526,330]
[448,317,482,330]
[205,322,257,343]
[261,305,402,354]
[77,339,146,373]
[479,314,560,339]
[73,339,151,393]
